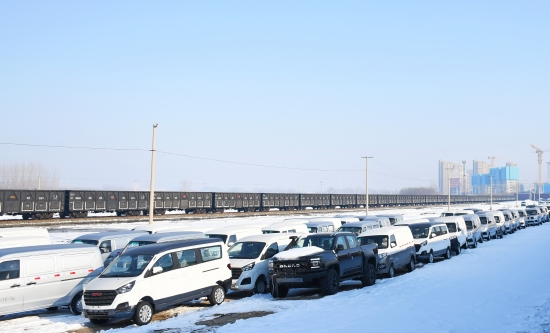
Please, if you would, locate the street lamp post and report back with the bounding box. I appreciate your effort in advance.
[148,124,158,225]
[362,157,373,216]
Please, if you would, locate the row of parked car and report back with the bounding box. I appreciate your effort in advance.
[0,204,547,326]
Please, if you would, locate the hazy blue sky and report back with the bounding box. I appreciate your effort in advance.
[1,1,548,193]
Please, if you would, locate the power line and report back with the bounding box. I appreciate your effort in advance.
[0,142,148,152]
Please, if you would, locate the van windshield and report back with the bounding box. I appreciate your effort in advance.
[122,241,155,253]
[206,234,228,243]
[518,211,525,217]
[445,223,457,233]
[359,236,388,249]
[262,230,280,234]
[228,242,266,259]
[308,227,318,233]
[338,227,362,234]
[441,213,454,217]
[465,221,473,230]
[290,236,334,251]
[409,227,430,239]
[527,210,538,216]
[480,217,488,225]
[71,239,98,246]
[101,254,153,278]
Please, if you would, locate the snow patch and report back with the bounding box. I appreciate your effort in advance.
[274,246,324,259]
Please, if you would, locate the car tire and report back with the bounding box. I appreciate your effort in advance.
[133,301,154,326]
[443,248,451,260]
[277,284,289,298]
[253,276,267,294]
[407,257,415,272]
[455,245,461,255]
[427,251,434,264]
[361,263,376,287]
[208,285,225,305]
[90,318,109,325]
[387,264,395,278]
[472,239,477,248]
[320,269,339,296]
[69,292,83,315]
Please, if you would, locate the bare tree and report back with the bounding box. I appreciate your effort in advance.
[0,162,60,189]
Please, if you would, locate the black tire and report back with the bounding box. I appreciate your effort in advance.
[427,251,434,264]
[271,283,289,298]
[386,264,395,278]
[208,285,225,305]
[133,301,153,326]
[361,263,376,287]
[472,238,477,248]
[320,269,339,296]
[443,248,451,260]
[90,318,109,325]
[407,257,415,272]
[253,276,268,294]
[69,292,83,315]
[455,244,461,255]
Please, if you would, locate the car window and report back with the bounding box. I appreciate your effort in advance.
[345,235,357,248]
[153,253,174,273]
[99,240,112,254]
[176,249,197,268]
[390,234,396,244]
[200,245,222,262]
[228,235,237,244]
[0,260,20,280]
[446,223,457,233]
[335,236,348,249]
[264,242,279,259]
[440,225,448,234]
[433,226,441,236]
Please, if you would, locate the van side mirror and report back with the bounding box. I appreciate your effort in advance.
[430,233,437,239]
[152,266,163,275]
[335,244,345,252]
[228,242,234,248]
[390,242,397,248]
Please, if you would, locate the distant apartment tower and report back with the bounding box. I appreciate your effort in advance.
[473,160,490,175]
[438,160,465,195]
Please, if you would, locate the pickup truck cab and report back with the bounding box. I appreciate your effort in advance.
[408,222,451,264]
[268,232,377,297]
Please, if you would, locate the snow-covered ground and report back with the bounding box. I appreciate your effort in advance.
[1,202,549,333]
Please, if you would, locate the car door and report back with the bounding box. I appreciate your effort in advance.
[174,248,200,299]
[198,245,224,293]
[334,236,354,277]
[388,234,403,266]
[0,259,25,315]
[438,226,450,253]
[148,252,178,309]
[23,255,60,309]
[344,235,362,275]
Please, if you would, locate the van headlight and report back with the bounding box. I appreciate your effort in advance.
[116,281,135,294]
[268,260,274,269]
[378,253,387,260]
[242,262,255,271]
[420,240,428,247]
[310,258,322,268]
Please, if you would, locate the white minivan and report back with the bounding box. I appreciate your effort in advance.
[0,227,49,238]
[0,244,103,317]
[0,235,51,249]
[72,231,147,261]
[429,217,468,255]
[206,227,262,248]
[229,234,296,294]
[83,238,231,326]
[408,222,451,264]
[261,222,308,234]
[357,226,416,278]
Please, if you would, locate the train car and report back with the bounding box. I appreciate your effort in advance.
[0,190,65,219]
[213,192,261,213]
[262,193,299,211]
[300,194,330,209]
[330,194,356,209]
[182,192,213,214]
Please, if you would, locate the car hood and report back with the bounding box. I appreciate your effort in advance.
[413,238,427,244]
[229,258,257,268]
[85,275,136,291]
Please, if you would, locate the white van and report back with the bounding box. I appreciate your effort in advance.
[440,210,475,217]
[516,208,527,228]
[0,244,103,316]
[103,231,205,266]
[461,214,483,248]
[72,231,147,260]
[376,214,404,225]
[229,234,296,294]
[82,238,231,326]
[332,215,361,225]
[407,222,451,264]
[0,227,49,239]
[362,216,392,228]
[487,210,506,238]
[395,218,430,226]
[429,217,468,255]
[338,221,381,234]
[308,217,345,229]
[475,211,498,240]
[206,227,262,247]
[357,226,416,278]
[131,224,193,234]
[0,235,50,249]
[261,223,308,234]
[305,221,335,233]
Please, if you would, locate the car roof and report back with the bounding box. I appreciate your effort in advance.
[73,230,145,240]
[123,238,222,256]
[305,221,334,226]
[302,231,356,237]
[429,216,465,223]
[129,231,205,242]
[376,214,403,218]
[357,226,411,237]
[0,244,98,259]
[341,221,379,227]
[461,214,480,220]
[407,222,446,228]
[206,227,258,234]
[236,233,296,243]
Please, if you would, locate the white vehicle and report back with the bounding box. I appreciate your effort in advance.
[475,211,498,240]
[309,217,346,229]
[261,223,308,234]
[103,231,205,266]
[206,227,261,247]
[72,231,147,260]
[395,218,430,226]
[306,221,335,233]
[516,208,527,228]
[131,224,194,234]
[376,214,404,225]
[525,207,542,226]
[487,211,506,238]
[0,244,103,316]
[440,210,475,217]
[338,221,381,234]
[407,222,451,264]
[229,234,295,294]
[498,210,516,233]
[357,226,416,278]
[82,238,231,326]
[0,235,50,249]
[329,215,360,226]
[0,227,49,239]
[462,214,483,248]
[362,216,392,228]
[429,217,468,255]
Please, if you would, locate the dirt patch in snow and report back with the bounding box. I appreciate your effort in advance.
[196,311,274,327]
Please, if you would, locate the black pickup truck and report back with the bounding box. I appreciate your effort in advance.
[268,232,378,298]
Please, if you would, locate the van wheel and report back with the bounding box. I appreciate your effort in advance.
[427,251,434,264]
[320,269,339,295]
[386,264,395,278]
[133,301,153,326]
[90,318,109,325]
[472,239,477,248]
[208,285,225,305]
[69,292,83,315]
[455,245,461,255]
[407,257,415,272]
[361,263,376,287]
[443,248,451,260]
[253,276,267,294]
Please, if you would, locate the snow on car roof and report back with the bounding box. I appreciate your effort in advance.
[273,246,324,260]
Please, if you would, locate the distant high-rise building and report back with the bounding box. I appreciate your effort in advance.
[473,160,490,175]
[547,161,550,183]
[438,160,464,194]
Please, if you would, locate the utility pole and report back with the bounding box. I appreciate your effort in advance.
[362,157,373,215]
[462,160,466,195]
[320,181,323,193]
[448,171,451,210]
[148,124,158,225]
[490,175,493,210]
[516,181,518,207]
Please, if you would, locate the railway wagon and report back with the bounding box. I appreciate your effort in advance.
[262,193,299,211]
[330,194,356,208]
[213,192,261,213]
[300,194,330,209]
[182,192,213,214]
[0,190,65,219]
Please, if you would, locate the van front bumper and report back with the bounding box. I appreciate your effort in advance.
[83,305,136,321]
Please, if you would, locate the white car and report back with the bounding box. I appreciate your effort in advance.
[429,217,468,255]
[229,234,296,294]
[407,222,451,264]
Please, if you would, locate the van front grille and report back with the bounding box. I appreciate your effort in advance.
[232,268,242,279]
[84,290,117,306]
[86,310,110,317]
[414,244,421,252]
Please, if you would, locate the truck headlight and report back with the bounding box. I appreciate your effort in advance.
[242,262,255,271]
[310,258,322,268]
[116,281,135,294]
[378,253,387,260]
[268,260,274,269]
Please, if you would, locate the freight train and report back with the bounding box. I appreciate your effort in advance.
[0,189,514,220]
